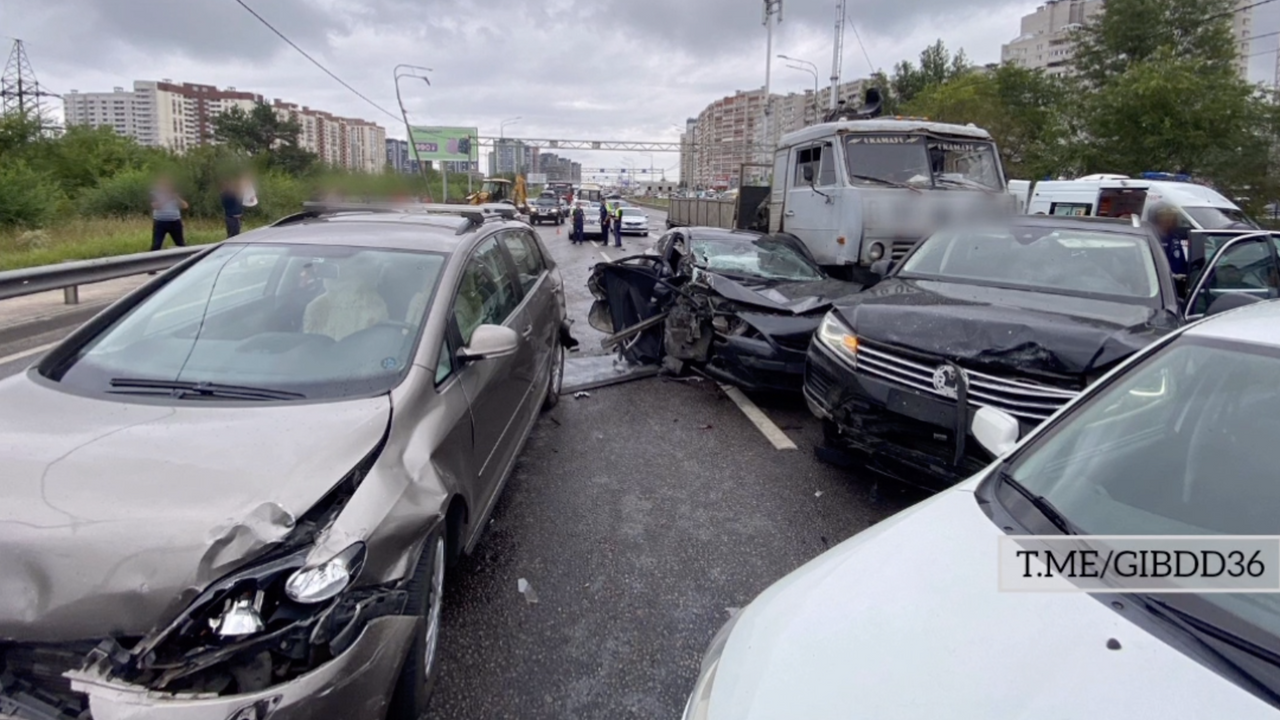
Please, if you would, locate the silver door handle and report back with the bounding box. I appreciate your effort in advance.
[784,210,796,217]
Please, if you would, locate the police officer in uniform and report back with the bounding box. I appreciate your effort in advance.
[1151,204,1189,295]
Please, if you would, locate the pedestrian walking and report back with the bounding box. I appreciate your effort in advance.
[572,204,586,245]
[150,174,188,251]
[612,202,624,248]
[220,178,244,238]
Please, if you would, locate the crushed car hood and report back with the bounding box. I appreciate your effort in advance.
[832,278,1176,377]
[699,273,860,315]
[707,482,1277,720]
[0,373,389,642]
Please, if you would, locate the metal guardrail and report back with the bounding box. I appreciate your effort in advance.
[0,246,202,303]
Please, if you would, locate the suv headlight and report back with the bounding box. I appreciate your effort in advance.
[815,312,858,367]
[682,610,744,720]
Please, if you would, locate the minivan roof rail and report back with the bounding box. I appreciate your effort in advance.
[276,201,521,230]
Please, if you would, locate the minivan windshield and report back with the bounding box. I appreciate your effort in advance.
[1007,337,1280,637]
[899,226,1160,301]
[51,243,446,401]
[844,134,1003,191]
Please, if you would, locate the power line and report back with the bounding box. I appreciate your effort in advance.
[1208,0,1278,21]
[231,0,400,122]
[846,17,876,74]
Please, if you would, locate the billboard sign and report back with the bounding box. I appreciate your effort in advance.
[408,126,479,162]
[527,173,548,184]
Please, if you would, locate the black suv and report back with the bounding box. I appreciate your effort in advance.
[804,216,1276,490]
[528,198,562,226]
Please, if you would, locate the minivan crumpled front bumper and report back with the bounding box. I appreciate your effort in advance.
[66,617,417,720]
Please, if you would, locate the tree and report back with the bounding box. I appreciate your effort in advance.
[212,102,319,177]
[1071,0,1240,85]
[1068,0,1262,190]
[903,65,1071,180]
[887,40,971,109]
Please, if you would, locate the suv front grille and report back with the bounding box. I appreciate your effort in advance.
[856,343,1079,423]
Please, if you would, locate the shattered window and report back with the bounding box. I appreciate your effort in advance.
[688,234,823,282]
[900,227,1160,301]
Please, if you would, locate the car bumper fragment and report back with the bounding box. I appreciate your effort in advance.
[68,616,418,720]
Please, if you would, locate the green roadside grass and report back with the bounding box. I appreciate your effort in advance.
[0,217,267,272]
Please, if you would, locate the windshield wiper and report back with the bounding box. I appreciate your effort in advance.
[1135,595,1280,701]
[933,176,999,195]
[848,174,923,194]
[109,378,306,401]
[998,469,1078,535]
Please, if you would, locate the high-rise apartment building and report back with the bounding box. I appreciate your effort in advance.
[64,80,388,172]
[63,80,261,152]
[682,79,867,189]
[1001,0,1254,78]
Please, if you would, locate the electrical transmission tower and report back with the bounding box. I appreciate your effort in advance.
[1,39,60,123]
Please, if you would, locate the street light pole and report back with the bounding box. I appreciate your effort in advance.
[393,64,433,200]
[762,0,784,178]
[779,55,820,126]
[778,57,819,126]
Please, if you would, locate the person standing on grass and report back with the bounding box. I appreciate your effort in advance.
[220,178,245,238]
[150,174,188,251]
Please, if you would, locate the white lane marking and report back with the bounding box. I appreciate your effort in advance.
[598,250,614,263]
[0,340,59,367]
[719,383,798,451]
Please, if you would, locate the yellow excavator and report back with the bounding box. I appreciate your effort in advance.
[468,176,528,211]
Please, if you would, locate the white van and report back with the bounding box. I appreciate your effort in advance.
[1026,174,1257,230]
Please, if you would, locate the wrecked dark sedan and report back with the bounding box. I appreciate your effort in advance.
[805,215,1195,490]
[0,204,572,720]
[589,227,860,392]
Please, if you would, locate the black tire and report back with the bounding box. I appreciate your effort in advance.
[543,337,564,411]
[387,532,447,720]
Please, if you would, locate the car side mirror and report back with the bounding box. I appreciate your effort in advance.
[802,165,815,184]
[869,259,893,278]
[458,324,520,361]
[972,406,1021,457]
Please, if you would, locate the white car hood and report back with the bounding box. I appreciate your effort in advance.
[709,481,1276,719]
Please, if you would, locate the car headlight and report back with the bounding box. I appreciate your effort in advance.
[285,542,367,604]
[816,312,858,367]
[682,610,744,720]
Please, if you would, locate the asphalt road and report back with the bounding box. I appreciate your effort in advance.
[0,206,922,719]
[422,209,920,719]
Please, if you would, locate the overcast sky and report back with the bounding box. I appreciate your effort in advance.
[4,0,1278,179]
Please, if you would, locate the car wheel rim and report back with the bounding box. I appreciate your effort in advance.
[424,537,445,676]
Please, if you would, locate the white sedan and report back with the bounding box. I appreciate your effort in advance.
[684,299,1280,719]
[618,208,649,236]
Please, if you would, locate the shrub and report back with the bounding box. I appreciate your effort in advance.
[0,162,61,228]
[78,168,153,218]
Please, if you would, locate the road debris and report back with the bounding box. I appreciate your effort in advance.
[574,391,591,400]
[814,491,824,498]
[518,578,539,604]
